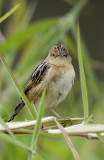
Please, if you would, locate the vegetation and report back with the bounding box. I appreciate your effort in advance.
[0,0,104,159]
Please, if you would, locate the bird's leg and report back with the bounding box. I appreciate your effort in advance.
[48,106,72,126]
[48,106,62,119]
[32,103,44,129]
[32,103,38,115]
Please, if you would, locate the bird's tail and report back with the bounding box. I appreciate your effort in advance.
[8,101,25,122]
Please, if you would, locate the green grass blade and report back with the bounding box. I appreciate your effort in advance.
[0,117,15,138]
[72,24,102,112]
[60,0,88,32]
[0,18,58,52]
[31,89,46,151]
[70,0,88,17]
[30,152,43,160]
[0,3,20,23]
[0,55,36,119]
[80,40,102,102]
[0,0,88,53]
[97,133,104,144]
[0,132,31,151]
[64,35,77,59]
[77,20,89,119]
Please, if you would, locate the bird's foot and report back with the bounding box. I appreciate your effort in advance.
[48,106,72,127]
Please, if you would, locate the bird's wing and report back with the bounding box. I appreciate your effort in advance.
[24,61,50,94]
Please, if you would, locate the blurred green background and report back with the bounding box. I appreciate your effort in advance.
[0,0,104,159]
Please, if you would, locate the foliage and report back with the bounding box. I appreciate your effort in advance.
[0,0,103,160]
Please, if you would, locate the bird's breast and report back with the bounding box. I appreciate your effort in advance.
[54,69,75,104]
[45,67,75,107]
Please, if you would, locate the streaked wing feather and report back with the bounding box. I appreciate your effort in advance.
[24,61,50,94]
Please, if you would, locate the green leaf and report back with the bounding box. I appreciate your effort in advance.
[0,18,58,52]
[31,89,46,151]
[0,54,36,119]
[97,133,104,144]
[77,20,89,119]
[0,132,31,151]
[80,40,102,102]
[64,35,77,59]
[72,24,102,105]
[60,0,88,32]
[0,117,15,138]
[0,3,20,23]
[30,153,43,160]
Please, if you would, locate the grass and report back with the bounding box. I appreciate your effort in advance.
[77,19,89,119]
[30,89,45,151]
[0,54,36,119]
[0,3,20,23]
[0,0,103,159]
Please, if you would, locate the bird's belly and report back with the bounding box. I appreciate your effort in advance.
[44,69,74,108]
[53,71,72,105]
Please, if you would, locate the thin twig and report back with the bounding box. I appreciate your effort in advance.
[0,117,84,131]
[48,124,104,135]
[1,117,104,140]
[1,117,104,141]
[2,129,104,140]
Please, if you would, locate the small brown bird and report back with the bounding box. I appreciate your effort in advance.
[8,44,75,122]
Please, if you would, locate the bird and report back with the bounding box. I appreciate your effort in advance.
[8,44,75,122]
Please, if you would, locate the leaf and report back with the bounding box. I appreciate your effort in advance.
[85,114,93,124]
[0,54,36,119]
[64,35,77,59]
[97,133,104,144]
[72,24,102,106]
[55,119,80,160]
[0,3,20,23]
[80,40,102,103]
[77,19,89,119]
[30,152,43,160]
[0,117,15,138]
[0,132,31,151]
[31,89,46,150]
[0,18,58,52]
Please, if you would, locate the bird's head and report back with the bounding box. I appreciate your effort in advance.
[50,44,69,57]
[46,44,72,64]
